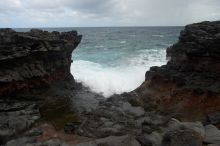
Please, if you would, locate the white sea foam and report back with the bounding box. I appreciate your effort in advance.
[95,45,104,48]
[152,34,164,38]
[119,41,126,44]
[71,50,167,97]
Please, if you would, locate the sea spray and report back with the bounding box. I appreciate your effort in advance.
[71,50,167,97]
[71,27,182,97]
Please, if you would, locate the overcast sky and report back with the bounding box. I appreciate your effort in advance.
[0,0,220,27]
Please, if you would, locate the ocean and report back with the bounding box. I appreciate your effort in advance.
[15,27,183,97]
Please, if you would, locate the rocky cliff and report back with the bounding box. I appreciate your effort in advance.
[0,28,82,144]
[0,28,82,97]
[132,21,220,124]
[1,22,220,146]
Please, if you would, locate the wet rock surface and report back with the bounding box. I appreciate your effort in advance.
[204,125,220,145]
[162,127,203,146]
[130,21,220,123]
[0,28,82,145]
[0,28,82,96]
[0,99,40,144]
[1,21,220,146]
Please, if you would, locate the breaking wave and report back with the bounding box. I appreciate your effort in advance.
[71,49,167,97]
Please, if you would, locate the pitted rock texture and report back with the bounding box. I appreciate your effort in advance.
[0,28,82,96]
[0,28,82,144]
[132,21,220,123]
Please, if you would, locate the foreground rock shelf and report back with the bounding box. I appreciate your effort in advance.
[0,21,220,146]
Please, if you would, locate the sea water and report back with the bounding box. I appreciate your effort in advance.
[71,27,182,97]
[15,27,182,97]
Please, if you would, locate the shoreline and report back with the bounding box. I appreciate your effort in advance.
[0,21,220,146]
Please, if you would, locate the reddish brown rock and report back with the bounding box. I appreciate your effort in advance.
[132,21,220,124]
[0,29,82,144]
[0,28,82,96]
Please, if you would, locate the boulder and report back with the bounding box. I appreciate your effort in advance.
[96,135,141,146]
[122,102,145,117]
[207,111,220,125]
[162,127,203,146]
[137,131,162,146]
[6,138,66,146]
[168,119,205,138]
[204,125,220,145]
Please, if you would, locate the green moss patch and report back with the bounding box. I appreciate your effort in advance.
[39,97,80,130]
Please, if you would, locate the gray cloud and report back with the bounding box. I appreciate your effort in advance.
[66,0,115,13]
[0,0,219,27]
[0,0,22,14]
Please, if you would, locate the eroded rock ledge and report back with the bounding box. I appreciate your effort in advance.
[133,21,220,123]
[0,28,82,96]
[0,28,82,144]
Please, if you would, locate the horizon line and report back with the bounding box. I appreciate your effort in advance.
[1,25,184,29]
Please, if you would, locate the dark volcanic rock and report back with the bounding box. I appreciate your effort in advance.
[0,28,82,97]
[1,22,220,146]
[207,111,220,125]
[162,127,203,146]
[204,124,220,145]
[0,99,40,144]
[0,28,82,144]
[130,21,220,123]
